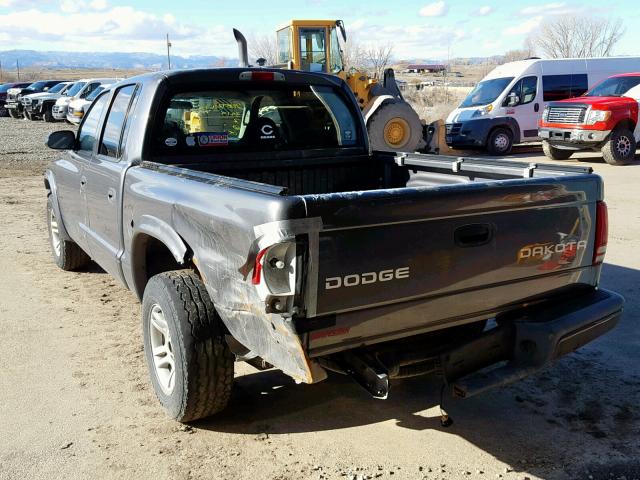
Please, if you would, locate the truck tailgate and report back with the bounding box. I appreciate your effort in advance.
[302,175,602,352]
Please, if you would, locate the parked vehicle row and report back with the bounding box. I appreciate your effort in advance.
[1,77,120,123]
[445,57,640,164]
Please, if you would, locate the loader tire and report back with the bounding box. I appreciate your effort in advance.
[542,140,573,160]
[367,100,424,152]
[47,196,91,271]
[601,128,637,165]
[142,270,235,422]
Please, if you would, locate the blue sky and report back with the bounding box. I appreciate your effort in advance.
[0,0,638,60]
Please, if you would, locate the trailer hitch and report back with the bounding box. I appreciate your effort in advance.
[335,351,389,399]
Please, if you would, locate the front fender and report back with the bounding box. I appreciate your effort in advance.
[44,170,71,241]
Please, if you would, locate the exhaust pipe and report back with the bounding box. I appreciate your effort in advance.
[233,28,249,68]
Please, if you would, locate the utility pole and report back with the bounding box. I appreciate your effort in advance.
[0,61,3,82]
[16,59,20,80]
[166,33,172,70]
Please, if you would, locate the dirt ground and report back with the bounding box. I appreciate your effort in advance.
[0,117,639,480]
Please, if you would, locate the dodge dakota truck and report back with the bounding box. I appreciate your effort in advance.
[539,73,640,165]
[45,68,624,422]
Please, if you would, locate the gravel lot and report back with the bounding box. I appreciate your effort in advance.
[0,116,639,480]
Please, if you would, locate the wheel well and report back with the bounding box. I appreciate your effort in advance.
[614,119,636,133]
[132,234,195,299]
[489,124,515,140]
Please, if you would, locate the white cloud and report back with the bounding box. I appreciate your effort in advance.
[503,16,543,36]
[418,1,449,17]
[0,7,235,56]
[519,2,571,15]
[0,0,47,6]
[60,0,81,13]
[89,0,108,10]
[476,6,494,16]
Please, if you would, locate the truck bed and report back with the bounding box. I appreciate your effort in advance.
[154,153,601,356]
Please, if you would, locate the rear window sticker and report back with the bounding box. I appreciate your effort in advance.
[197,132,228,147]
[185,136,196,147]
[164,137,177,147]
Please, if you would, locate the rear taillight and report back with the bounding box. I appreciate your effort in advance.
[251,248,268,285]
[593,201,608,265]
[251,241,297,313]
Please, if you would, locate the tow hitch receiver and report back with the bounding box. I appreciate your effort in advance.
[336,351,389,399]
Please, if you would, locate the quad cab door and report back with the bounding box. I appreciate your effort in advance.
[55,93,111,252]
[81,84,139,283]
[503,75,540,142]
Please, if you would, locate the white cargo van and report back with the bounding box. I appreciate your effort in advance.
[445,57,640,154]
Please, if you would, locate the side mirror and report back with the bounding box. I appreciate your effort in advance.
[46,130,76,150]
[507,92,520,107]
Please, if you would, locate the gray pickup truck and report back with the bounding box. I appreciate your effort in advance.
[44,68,623,422]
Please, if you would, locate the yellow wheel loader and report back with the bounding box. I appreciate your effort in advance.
[233,20,429,153]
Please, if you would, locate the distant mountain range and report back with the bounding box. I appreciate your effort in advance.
[0,50,238,70]
[0,49,503,72]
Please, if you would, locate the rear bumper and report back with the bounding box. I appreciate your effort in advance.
[539,127,610,149]
[448,288,624,397]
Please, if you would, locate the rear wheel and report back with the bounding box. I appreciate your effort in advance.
[8,109,21,119]
[367,100,424,152]
[142,270,235,422]
[542,140,574,160]
[47,196,91,271]
[486,127,513,155]
[601,128,637,165]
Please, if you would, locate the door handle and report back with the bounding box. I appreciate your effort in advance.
[80,176,87,188]
[454,223,493,247]
[534,103,540,112]
[107,188,116,202]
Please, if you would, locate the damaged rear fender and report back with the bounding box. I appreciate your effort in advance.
[129,215,188,298]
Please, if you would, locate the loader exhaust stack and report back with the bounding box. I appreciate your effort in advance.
[233,28,249,68]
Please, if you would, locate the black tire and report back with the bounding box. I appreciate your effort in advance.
[142,270,234,422]
[0,107,7,117]
[43,105,55,122]
[486,127,513,155]
[46,196,91,271]
[601,128,637,166]
[542,140,573,160]
[8,109,21,119]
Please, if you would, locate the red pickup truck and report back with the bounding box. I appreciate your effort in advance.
[538,73,640,165]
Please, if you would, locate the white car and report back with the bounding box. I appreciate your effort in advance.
[52,78,121,122]
[67,84,113,124]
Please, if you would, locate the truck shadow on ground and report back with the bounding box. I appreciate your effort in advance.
[197,263,640,477]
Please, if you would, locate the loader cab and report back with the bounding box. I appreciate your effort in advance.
[276,20,346,74]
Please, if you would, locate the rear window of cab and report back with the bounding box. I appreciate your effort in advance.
[151,83,361,156]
